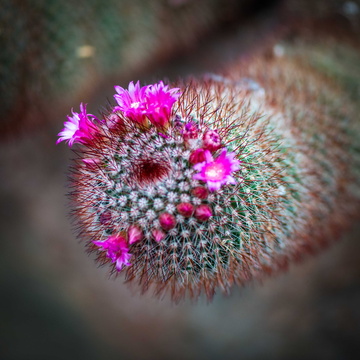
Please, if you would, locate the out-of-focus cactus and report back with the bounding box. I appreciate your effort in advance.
[0,0,257,138]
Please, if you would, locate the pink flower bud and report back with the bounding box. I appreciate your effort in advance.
[177,202,194,217]
[152,229,166,242]
[159,213,177,230]
[128,225,143,244]
[99,211,112,225]
[182,121,199,141]
[192,186,208,199]
[203,130,222,151]
[83,158,100,169]
[195,205,212,222]
[189,148,206,165]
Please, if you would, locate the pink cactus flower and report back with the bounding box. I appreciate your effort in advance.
[93,235,132,270]
[114,81,181,128]
[57,103,98,147]
[193,149,240,191]
[113,81,149,124]
[144,81,181,128]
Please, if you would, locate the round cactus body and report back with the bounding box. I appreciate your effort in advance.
[59,45,360,300]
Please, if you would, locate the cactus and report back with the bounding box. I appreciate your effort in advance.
[58,32,360,301]
[1,0,255,138]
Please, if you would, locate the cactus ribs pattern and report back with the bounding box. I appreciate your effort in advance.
[60,53,360,301]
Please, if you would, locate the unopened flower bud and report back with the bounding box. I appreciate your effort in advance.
[189,148,206,164]
[159,213,177,230]
[192,186,208,199]
[195,204,212,222]
[177,202,194,217]
[182,121,199,141]
[203,130,222,151]
[99,211,112,225]
[128,225,143,244]
[152,229,166,242]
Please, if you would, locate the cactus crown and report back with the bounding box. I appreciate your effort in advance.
[59,79,297,301]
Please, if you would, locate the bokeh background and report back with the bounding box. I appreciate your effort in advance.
[1,1,360,359]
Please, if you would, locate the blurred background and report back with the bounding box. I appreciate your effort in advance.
[1,0,360,359]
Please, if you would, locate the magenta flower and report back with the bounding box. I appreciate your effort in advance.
[57,103,98,147]
[144,81,181,128]
[113,81,149,124]
[93,235,132,271]
[193,149,240,191]
[113,81,181,128]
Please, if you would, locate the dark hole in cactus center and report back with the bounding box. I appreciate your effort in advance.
[133,157,171,186]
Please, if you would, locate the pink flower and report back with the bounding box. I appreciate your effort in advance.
[57,103,98,147]
[113,81,181,128]
[113,81,149,124]
[144,81,181,128]
[193,149,240,191]
[93,235,132,271]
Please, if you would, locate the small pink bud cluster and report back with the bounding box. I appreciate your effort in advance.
[179,120,241,192]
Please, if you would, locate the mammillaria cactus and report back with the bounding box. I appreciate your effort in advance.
[57,40,360,301]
